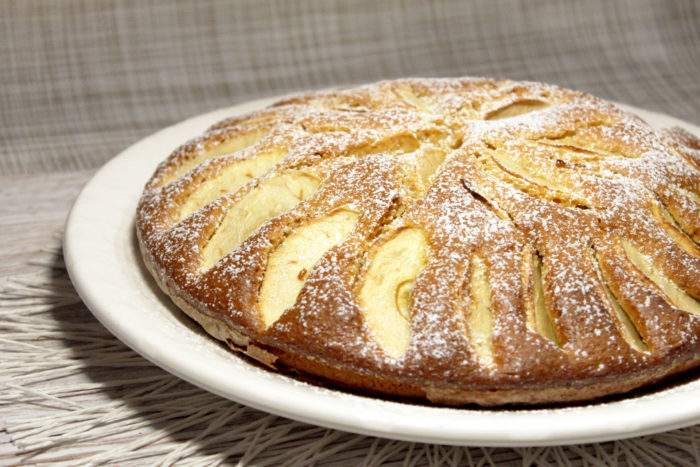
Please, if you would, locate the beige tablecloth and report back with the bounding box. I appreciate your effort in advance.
[2,1,700,465]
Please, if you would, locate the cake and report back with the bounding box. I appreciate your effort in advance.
[136,78,700,406]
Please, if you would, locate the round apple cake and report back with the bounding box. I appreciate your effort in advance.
[136,78,700,406]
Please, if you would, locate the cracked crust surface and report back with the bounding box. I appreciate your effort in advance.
[137,78,700,406]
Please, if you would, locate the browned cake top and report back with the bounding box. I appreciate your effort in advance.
[137,78,700,405]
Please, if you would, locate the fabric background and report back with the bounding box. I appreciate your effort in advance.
[2,0,700,465]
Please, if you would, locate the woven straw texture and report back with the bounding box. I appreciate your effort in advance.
[2,0,700,465]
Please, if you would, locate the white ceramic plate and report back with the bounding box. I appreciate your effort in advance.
[64,96,700,447]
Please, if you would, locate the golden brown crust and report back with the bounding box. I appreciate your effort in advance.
[136,78,700,406]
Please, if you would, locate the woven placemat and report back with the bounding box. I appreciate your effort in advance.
[2,0,699,175]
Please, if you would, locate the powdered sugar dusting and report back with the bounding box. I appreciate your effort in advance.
[136,78,700,404]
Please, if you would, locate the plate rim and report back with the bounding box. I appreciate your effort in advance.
[63,94,700,447]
